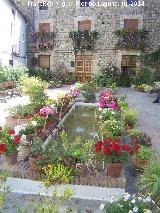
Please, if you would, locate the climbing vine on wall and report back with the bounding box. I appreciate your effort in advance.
[115,29,148,50]
[69,30,99,54]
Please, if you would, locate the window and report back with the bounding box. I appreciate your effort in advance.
[127,0,138,4]
[78,20,91,30]
[80,0,91,7]
[39,2,48,10]
[39,23,50,32]
[38,55,50,69]
[124,19,138,30]
[122,55,138,67]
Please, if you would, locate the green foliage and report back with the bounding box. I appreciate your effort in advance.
[115,28,148,50]
[69,30,99,53]
[30,138,43,157]
[122,109,137,127]
[138,160,160,199]
[28,187,73,213]
[132,69,155,86]
[0,65,28,83]
[20,76,48,108]
[100,64,121,85]
[135,132,152,147]
[133,146,152,161]
[104,193,158,213]
[30,115,45,126]
[101,119,124,138]
[8,104,36,118]
[99,108,120,122]
[117,96,128,111]
[80,82,96,102]
[43,164,73,188]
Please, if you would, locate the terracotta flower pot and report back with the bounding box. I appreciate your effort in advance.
[5,116,17,128]
[132,158,149,168]
[29,155,42,171]
[76,163,89,177]
[5,151,18,165]
[106,163,124,178]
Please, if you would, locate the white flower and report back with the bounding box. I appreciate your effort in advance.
[21,134,26,141]
[118,204,123,208]
[31,120,37,127]
[138,197,142,201]
[128,211,133,213]
[100,204,105,211]
[144,210,152,213]
[131,199,136,204]
[123,193,131,201]
[144,197,152,202]
[133,206,138,212]
[109,198,114,203]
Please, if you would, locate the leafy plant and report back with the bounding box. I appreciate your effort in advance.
[101,119,124,138]
[103,193,159,213]
[138,160,160,200]
[133,145,152,161]
[117,96,128,111]
[19,76,48,108]
[95,138,134,163]
[8,104,36,118]
[30,138,43,158]
[122,109,137,127]
[135,132,152,147]
[43,164,73,188]
[0,65,28,83]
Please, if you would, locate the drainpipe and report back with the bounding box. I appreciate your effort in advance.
[32,0,35,32]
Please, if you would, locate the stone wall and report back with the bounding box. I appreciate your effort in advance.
[16,0,160,74]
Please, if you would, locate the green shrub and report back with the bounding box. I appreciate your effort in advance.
[20,76,48,108]
[122,109,137,127]
[0,65,28,83]
[8,104,36,118]
[132,68,155,86]
[138,160,160,199]
[133,145,152,161]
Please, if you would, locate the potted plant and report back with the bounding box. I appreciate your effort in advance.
[0,127,21,165]
[102,193,159,212]
[132,145,152,169]
[122,109,137,129]
[100,119,124,139]
[95,138,134,178]
[39,107,59,131]
[30,114,46,136]
[29,138,43,171]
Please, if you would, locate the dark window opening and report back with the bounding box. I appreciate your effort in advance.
[9,60,13,67]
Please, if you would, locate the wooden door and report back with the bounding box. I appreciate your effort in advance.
[75,55,92,82]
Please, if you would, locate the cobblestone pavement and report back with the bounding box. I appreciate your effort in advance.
[117,87,160,156]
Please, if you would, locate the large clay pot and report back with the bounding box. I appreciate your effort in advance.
[5,117,17,128]
[106,163,124,178]
[17,146,31,162]
[29,155,42,171]
[76,163,89,177]
[5,151,18,165]
[132,158,149,169]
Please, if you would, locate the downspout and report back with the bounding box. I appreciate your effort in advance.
[32,0,35,32]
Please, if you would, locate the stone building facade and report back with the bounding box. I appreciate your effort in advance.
[16,0,160,81]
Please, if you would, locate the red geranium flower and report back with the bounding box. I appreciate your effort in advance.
[13,136,20,144]
[95,141,103,153]
[0,144,6,154]
[26,114,33,119]
[103,146,110,156]
[8,129,15,135]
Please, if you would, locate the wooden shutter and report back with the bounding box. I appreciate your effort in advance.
[38,55,50,69]
[122,55,137,67]
[39,23,50,32]
[78,20,91,30]
[124,19,138,30]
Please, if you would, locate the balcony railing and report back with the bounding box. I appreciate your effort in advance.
[114,29,148,50]
[30,31,55,52]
